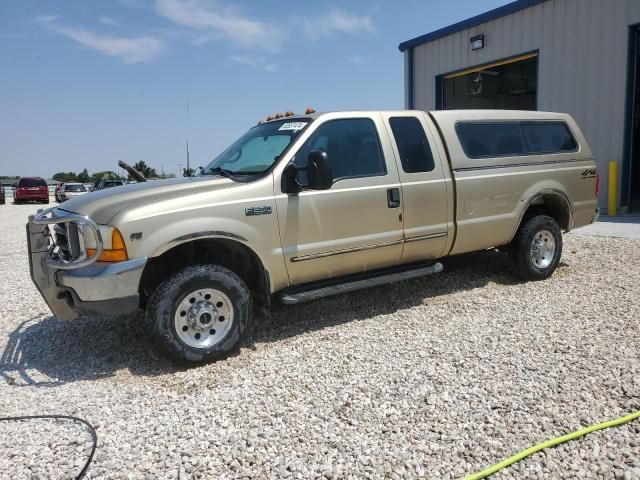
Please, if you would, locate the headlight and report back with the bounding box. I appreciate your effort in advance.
[82,225,128,262]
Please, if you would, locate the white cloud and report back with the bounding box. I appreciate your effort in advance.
[230,54,278,72]
[155,0,283,53]
[99,16,124,27]
[302,8,374,38]
[37,16,164,63]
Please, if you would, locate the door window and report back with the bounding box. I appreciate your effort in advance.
[389,117,435,173]
[295,118,386,181]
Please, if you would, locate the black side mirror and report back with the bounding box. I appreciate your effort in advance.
[306,150,333,190]
[282,162,301,193]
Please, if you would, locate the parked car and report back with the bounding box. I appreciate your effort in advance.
[0,184,5,205]
[57,182,88,202]
[14,177,49,204]
[94,179,124,190]
[27,109,598,364]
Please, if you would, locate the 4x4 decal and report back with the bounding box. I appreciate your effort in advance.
[581,168,596,179]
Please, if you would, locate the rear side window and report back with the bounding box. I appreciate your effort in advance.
[456,123,525,158]
[19,178,47,187]
[521,122,578,153]
[295,118,386,181]
[389,117,435,173]
[456,121,578,159]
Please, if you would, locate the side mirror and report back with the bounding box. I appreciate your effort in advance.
[306,150,333,190]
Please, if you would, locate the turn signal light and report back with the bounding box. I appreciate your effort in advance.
[305,107,316,114]
[87,228,128,262]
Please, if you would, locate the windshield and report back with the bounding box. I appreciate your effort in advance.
[204,119,310,176]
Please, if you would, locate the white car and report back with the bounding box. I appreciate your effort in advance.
[57,182,88,202]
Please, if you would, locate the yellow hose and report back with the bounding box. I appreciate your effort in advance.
[463,411,640,480]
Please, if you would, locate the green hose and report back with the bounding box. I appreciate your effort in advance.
[463,410,640,480]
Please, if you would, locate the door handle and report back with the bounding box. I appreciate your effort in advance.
[387,188,400,208]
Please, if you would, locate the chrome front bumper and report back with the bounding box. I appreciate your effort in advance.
[27,213,146,320]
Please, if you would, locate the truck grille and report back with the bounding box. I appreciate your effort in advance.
[31,208,102,269]
[52,222,81,261]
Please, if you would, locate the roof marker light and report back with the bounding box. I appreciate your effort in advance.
[285,111,295,116]
[274,112,283,119]
[305,107,316,114]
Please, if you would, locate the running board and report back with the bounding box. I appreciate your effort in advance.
[279,262,443,305]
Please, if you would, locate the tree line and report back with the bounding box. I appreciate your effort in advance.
[52,161,177,183]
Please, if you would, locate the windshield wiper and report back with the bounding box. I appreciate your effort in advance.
[206,167,236,179]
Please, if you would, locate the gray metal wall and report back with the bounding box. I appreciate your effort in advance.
[406,0,640,208]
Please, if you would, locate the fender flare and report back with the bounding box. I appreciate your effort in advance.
[509,188,573,243]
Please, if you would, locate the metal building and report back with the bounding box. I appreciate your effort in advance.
[399,0,640,211]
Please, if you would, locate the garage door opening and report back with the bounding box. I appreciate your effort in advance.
[627,26,640,212]
[440,52,538,110]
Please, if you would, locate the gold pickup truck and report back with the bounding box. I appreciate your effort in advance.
[27,109,599,364]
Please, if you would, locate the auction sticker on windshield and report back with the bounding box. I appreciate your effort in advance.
[278,122,307,132]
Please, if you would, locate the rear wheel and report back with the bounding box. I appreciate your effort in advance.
[510,215,562,280]
[146,265,252,364]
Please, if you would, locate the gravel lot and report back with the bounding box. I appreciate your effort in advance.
[0,201,639,479]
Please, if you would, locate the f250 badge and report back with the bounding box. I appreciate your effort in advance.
[581,168,597,179]
[245,206,272,216]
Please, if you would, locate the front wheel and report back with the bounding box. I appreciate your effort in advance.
[510,215,562,280]
[146,265,252,364]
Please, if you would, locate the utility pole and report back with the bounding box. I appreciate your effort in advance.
[178,163,183,177]
[186,140,190,177]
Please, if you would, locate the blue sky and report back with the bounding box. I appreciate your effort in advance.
[0,0,510,177]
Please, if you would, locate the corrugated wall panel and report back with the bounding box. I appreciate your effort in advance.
[405,0,640,208]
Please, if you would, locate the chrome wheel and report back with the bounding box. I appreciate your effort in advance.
[530,229,556,269]
[174,288,234,349]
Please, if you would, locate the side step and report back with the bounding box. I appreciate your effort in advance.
[278,262,443,305]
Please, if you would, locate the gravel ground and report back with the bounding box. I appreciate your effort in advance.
[0,201,639,479]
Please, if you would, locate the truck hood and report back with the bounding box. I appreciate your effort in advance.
[60,176,235,224]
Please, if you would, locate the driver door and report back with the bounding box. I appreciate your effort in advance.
[275,114,404,286]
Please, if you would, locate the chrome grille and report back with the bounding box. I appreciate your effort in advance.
[51,222,81,261]
[32,208,102,270]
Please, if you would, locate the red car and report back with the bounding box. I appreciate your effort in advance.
[14,177,49,204]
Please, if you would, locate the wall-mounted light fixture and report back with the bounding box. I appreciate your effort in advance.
[470,34,485,50]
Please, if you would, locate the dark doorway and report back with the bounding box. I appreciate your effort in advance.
[441,53,537,110]
[628,27,640,212]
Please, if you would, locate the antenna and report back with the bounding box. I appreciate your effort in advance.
[186,101,190,177]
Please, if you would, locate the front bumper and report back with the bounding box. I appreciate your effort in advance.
[27,215,146,320]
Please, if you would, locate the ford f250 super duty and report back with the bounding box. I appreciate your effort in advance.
[27,109,599,363]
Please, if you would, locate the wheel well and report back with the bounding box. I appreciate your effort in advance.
[139,239,269,309]
[522,194,571,231]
